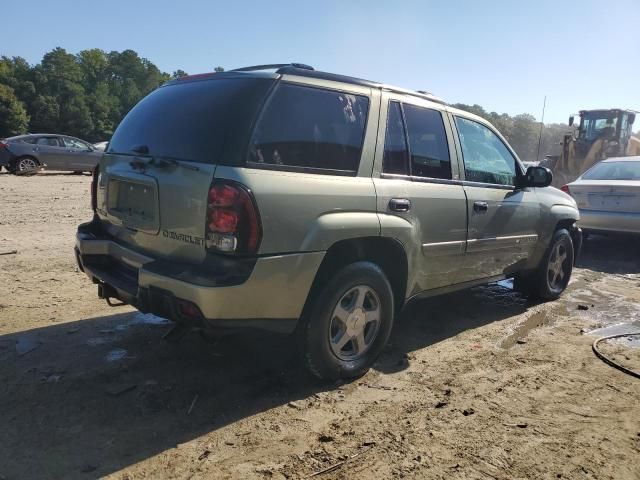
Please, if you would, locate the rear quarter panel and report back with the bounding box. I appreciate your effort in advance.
[213,166,380,254]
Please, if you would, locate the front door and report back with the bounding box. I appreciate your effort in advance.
[449,114,540,281]
[62,137,100,171]
[374,97,468,294]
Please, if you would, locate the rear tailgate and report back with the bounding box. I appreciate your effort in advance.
[570,180,640,213]
[97,155,216,263]
[96,74,275,264]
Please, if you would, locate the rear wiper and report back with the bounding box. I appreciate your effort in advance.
[126,150,200,172]
[148,156,200,171]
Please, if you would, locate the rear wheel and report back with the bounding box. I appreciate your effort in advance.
[517,228,574,300]
[15,156,39,174]
[301,261,394,381]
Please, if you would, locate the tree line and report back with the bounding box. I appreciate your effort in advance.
[450,103,571,162]
[0,47,613,161]
[0,47,223,143]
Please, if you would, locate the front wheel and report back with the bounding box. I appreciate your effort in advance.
[518,228,574,300]
[300,261,395,381]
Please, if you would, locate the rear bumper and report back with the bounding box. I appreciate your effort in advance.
[75,221,324,333]
[0,148,15,167]
[578,209,640,235]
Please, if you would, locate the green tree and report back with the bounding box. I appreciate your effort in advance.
[172,69,188,79]
[0,84,29,137]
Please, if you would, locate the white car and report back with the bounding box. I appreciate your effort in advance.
[92,141,108,151]
[563,156,640,236]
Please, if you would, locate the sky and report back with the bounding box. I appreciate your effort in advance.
[2,0,638,124]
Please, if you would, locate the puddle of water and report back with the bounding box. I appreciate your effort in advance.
[501,311,552,348]
[130,313,171,326]
[586,322,640,348]
[87,337,117,346]
[105,348,128,362]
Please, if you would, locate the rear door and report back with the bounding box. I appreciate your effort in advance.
[97,75,275,264]
[374,95,468,293]
[449,114,540,281]
[34,136,67,168]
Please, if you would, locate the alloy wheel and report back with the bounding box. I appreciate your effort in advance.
[328,285,381,361]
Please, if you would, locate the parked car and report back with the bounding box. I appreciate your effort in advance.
[75,64,581,380]
[93,141,109,151]
[0,134,101,174]
[563,157,640,236]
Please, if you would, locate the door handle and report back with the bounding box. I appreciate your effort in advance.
[473,201,488,213]
[389,198,411,212]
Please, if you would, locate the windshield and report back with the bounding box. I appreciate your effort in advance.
[108,77,274,165]
[579,112,619,142]
[582,161,640,181]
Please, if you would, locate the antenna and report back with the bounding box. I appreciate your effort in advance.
[536,96,547,162]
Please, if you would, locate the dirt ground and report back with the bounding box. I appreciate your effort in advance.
[1,172,639,480]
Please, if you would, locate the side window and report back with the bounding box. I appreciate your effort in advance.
[36,137,60,147]
[249,83,369,173]
[382,101,409,175]
[403,104,451,179]
[454,117,516,186]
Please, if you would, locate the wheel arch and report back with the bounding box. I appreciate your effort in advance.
[302,236,409,317]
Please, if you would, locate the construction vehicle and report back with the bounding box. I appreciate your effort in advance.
[548,108,639,187]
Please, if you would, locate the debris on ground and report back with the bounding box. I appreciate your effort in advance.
[15,336,41,356]
[105,383,137,396]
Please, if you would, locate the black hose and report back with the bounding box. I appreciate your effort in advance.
[592,333,640,379]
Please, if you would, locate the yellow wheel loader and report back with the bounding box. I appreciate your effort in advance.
[549,109,638,187]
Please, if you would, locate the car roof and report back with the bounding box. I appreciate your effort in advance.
[601,156,640,163]
[168,64,448,106]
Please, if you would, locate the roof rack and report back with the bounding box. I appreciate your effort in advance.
[230,63,314,73]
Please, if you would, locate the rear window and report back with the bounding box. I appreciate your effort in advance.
[248,83,369,173]
[582,161,640,180]
[108,78,274,165]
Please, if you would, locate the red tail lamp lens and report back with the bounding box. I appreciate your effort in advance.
[209,208,238,233]
[205,181,262,255]
[208,184,240,206]
[561,185,570,195]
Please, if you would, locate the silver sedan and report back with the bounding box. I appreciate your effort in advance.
[563,156,640,235]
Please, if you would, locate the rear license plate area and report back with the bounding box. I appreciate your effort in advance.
[107,178,159,233]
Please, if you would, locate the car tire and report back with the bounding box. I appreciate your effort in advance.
[300,261,394,381]
[519,228,574,301]
[14,156,39,174]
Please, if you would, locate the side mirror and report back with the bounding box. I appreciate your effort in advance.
[569,115,574,127]
[629,113,636,125]
[520,166,552,188]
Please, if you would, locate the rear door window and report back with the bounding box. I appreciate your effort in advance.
[403,104,452,179]
[36,137,61,147]
[249,83,369,173]
[382,101,410,175]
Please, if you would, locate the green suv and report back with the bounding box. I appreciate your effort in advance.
[75,63,581,380]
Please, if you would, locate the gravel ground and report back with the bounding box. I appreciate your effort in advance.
[1,172,639,480]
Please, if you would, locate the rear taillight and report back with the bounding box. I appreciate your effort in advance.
[205,181,261,255]
[561,184,570,195]
[90,165,99,211]
[0,141,7,149]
